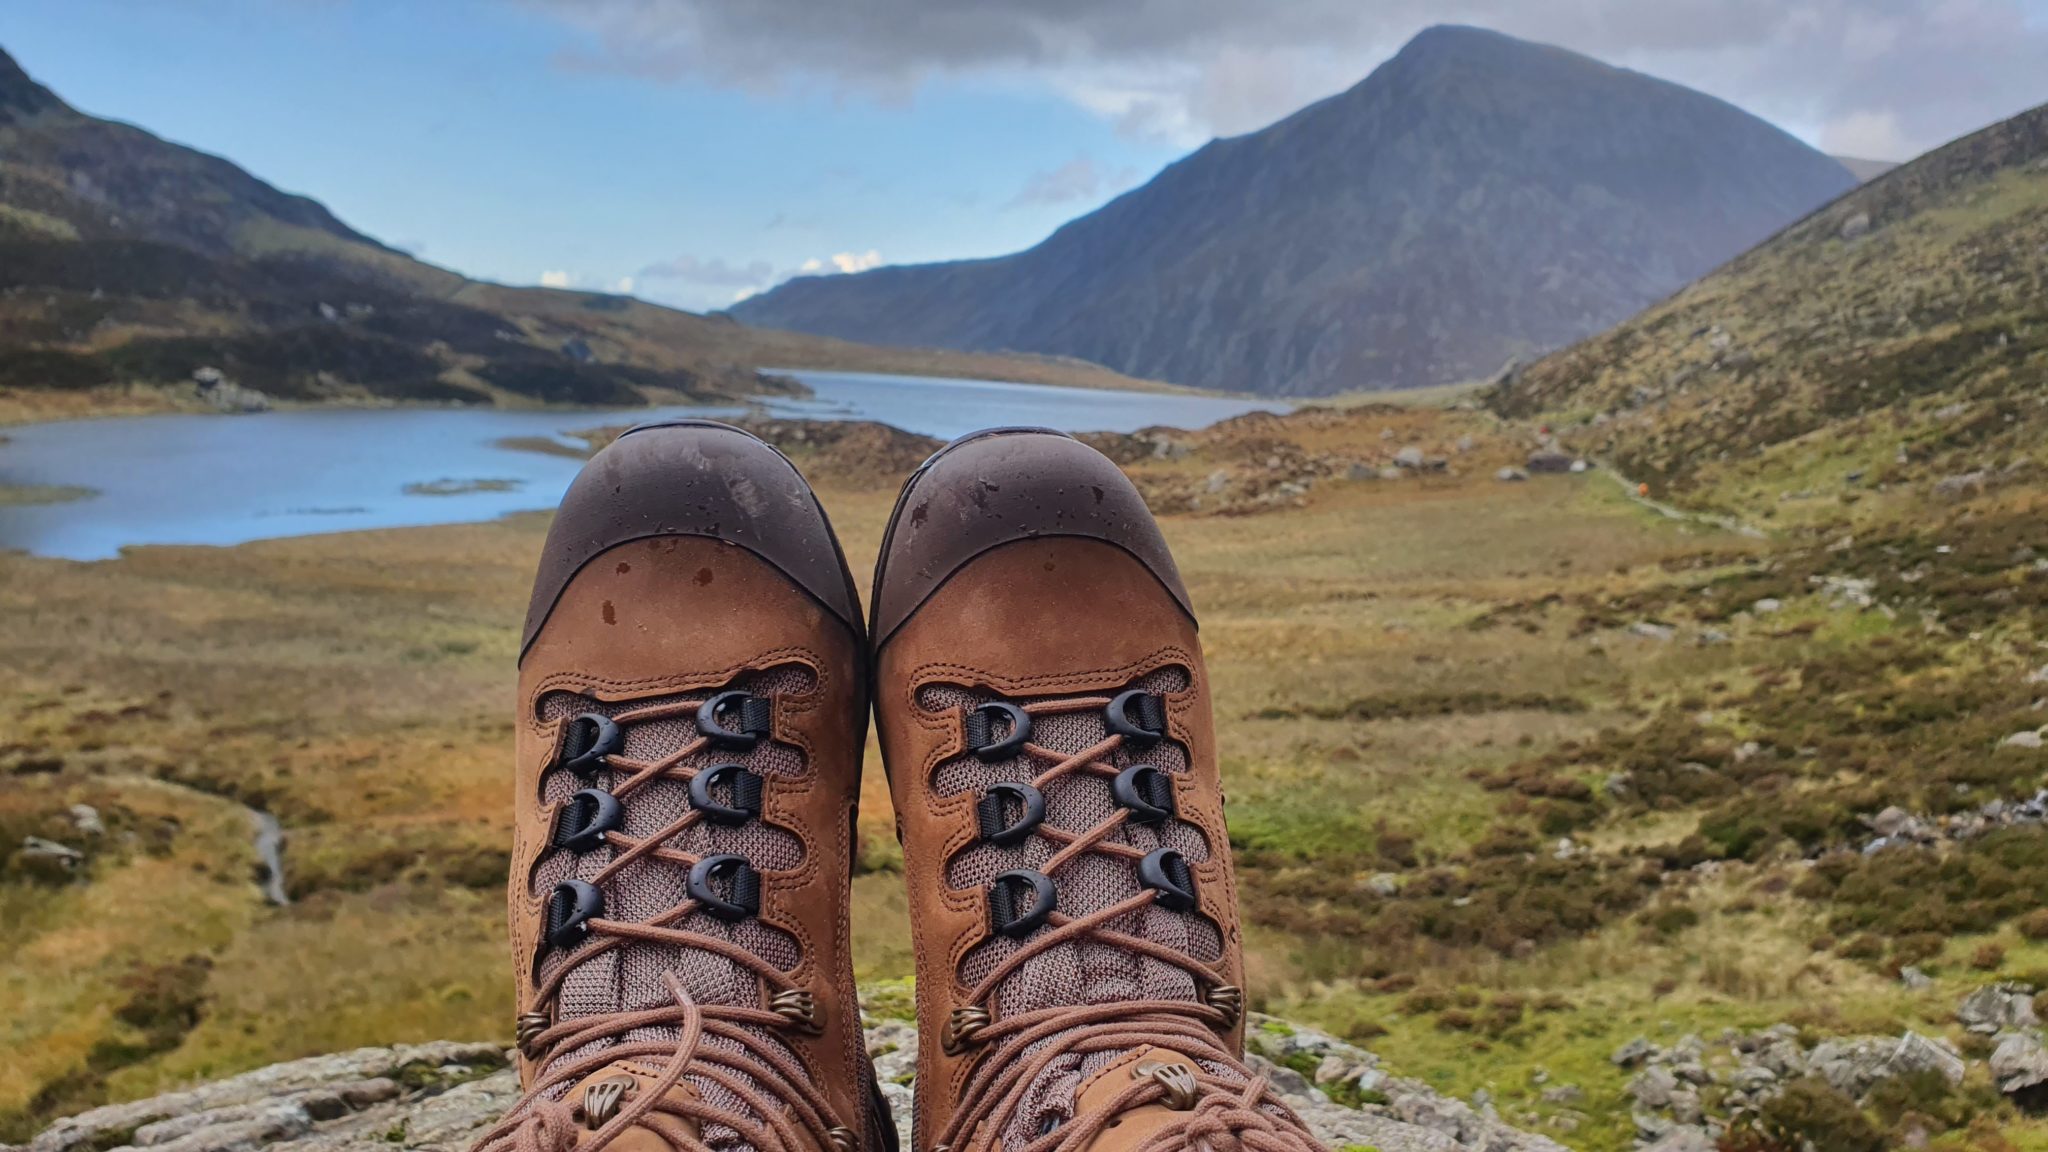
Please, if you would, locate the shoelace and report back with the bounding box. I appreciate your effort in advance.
[475,976,845,1152]
[934,694,1321,1152]
[481,692,848,1152]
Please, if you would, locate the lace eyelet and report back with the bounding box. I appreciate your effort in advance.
[690,762,765,826]
[545,879,605,949]
[582,1074,634,1128]
[964,702,1031,761]
[988,869,1057,937]
[552,788,624,853]
[514,1009,552,1058]
[687,853,761,921]
[770,988,822,1032]
[976,781,1045,846]
[1105,690,1167,745]
[557,713,623,776]
[1133,1060,1200,1110]
[698,691,772,750]
[1111,765,1176,824]
[1206,984,1244,1029]
[1138,848,1197,912]
[941,1006,991,1055]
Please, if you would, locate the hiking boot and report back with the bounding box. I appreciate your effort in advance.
[869,429,1322,1152]
[479,421,893,1152]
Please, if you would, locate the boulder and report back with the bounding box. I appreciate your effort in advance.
[1496,467,1529,482]
[1991,1032,2048,1100]
[1612,1037,1657,1067]
[1959,984,2041,1034]
[1527,450,1574,474]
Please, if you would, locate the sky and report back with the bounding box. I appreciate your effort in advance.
[6,0,2046,313]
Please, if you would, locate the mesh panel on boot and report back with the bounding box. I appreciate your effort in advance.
[530,666,815,1148]
[915,668,1228,1148]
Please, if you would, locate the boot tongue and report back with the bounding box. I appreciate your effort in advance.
[566,1061,702,1152]
[995,1045,1206,1152]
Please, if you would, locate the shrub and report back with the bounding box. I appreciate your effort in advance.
[1972,942,2008,971]
[1742,1076,1885,1152]
[2016,909,2048,940]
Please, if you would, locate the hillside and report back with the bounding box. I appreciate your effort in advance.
[733,25,1857,397]
[0,46,1155,422]
[1493,100,2048,524]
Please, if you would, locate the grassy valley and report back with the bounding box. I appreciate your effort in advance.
[5,396,2048,1149]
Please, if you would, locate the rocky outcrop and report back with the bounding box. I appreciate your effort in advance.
[7,1019,1561,1152]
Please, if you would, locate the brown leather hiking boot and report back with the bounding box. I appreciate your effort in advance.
[477,421,893,1152]
[870,429,1323,1152]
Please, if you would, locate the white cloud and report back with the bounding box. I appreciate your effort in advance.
[611,275,636,294]
[829,249,883,274]
[539,270,573,288]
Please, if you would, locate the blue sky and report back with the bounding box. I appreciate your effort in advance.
[4,0,1181,309]
[8,0,2044,312]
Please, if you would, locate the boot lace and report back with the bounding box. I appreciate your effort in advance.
[478,683,852,1152]
[929,685,1322,1152]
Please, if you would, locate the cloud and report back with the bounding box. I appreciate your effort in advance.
[637,254,776,288]
[798,249,884,275]
[538,270,573,288]
[523,0,2048,157]
[610,275,636,294]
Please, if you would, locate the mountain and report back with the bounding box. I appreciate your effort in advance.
[732,26,1858,397]
[0,47,1152,418]
[1491,100,2048,520]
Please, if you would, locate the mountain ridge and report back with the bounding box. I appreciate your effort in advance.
[1490,98,2048,522]
[733,25,1859,397]
[0,45,1157,421]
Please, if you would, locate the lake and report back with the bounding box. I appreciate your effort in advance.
[0,370,1286,559]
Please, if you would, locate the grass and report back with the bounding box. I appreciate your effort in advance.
[2,404,2045,1149]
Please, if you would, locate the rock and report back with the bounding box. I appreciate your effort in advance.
[1393,447,1426,470]
[1568,459,1589,474]
[1366,872,1401,897]
[1526,450,1573,474]
[192,367,226,387]
[1345,463,1376,482]
[1752,598,1782,614]
[1496,467,1529,482]
[1538,1085,1582,1105]
[1206,470,1232,493]
[1379,467,1407,481]
[1991,1032,2048,1098]
[1628,622,1676,642]
[2003,730,2045,750]
[1959,983,2041,1033]
[25,1041,509,1152]
[1890,1032,1966,1086]
[1867,806,1916,837]
[17,1017,1568,1152]
[1900,966,1934,990]
[19,837,84,867]
[69,804,105,836]
[2028,665,2048,686]
[1629,1066,1679,1109]
[1840,211,1872,240]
